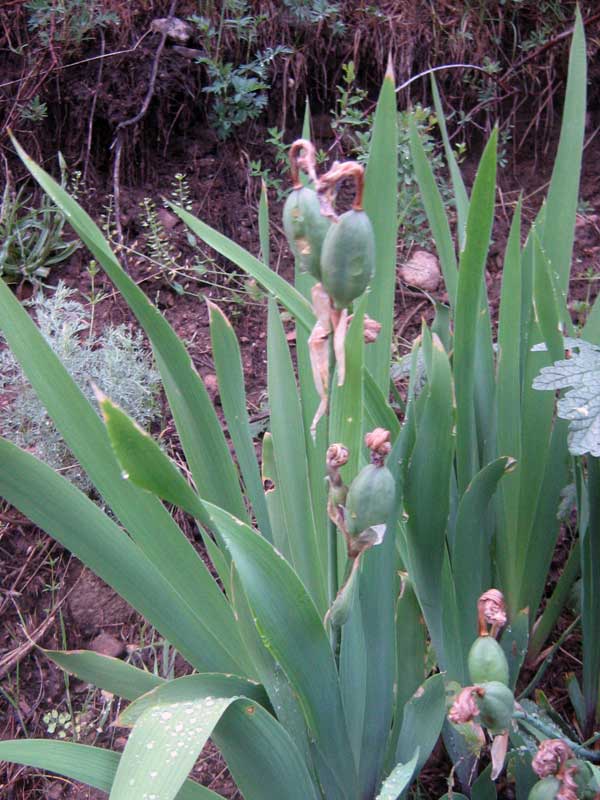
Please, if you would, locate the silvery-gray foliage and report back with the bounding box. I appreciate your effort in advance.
[532,337,600,456]
[0,282,161,492]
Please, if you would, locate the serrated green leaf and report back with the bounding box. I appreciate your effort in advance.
[533,338,600,456]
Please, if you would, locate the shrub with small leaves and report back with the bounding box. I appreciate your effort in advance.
[0,283,161,494]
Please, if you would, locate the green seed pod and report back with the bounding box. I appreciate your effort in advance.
[283,186,330,279]
[345,462,395,536]
[527,777,560,800]
[320,208,375,309]
[468,636,509,686]
[476,681,515,734]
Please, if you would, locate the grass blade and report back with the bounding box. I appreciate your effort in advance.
[267,299,326,611]
[430,75,469,250]
[540,7,586,296]
[209,301,273,542]
[363,60,398,392]
[582,456,600,731]
[403,330,454,660]
[453,129,498,493]
[409,118,458,306]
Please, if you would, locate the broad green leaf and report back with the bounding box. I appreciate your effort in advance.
[204,501,357,800]
[45,649,163,699]
[364,61,398,391]
[0,269,240,668]
[364,366,400,438]
[267,299,326,611]
[431,75,469,250]
[518,419,570,618]
[12,137,248,525]
[339,588,367,767]
[453,128,498,493]
[115,674,318,800]
[394,673,446,773]
[582,456,600,729]
[409,117,458,306]
[387,580,426,766]
[376,749,419,800]
[97,392,237,595]
[404,330,453,656]
[98,393,209,524]
[495,203,523,588]
[261,432,290,560]
[582,291,600,345]
[208,301,272,541]
[541,7,586,296]
[111,695,235,800]
[0,438,244,674]
[453,457,514,653]
[230,566,311,764]
[294,102,329,547]
[213,700,321,800]
[354,423,404,799]
[118,675,268,725]
[472,765,498,800]
[0,741,220,799]
[500,609,529,691]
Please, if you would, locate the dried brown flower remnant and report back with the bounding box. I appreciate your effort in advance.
[289,139,318,188]
[365,428,391,464]
[556,765,579,800]
[316,160,366,220]
[532,739,575,778]
[326,444,349,470]
[478,589,507,636]
[448,686,483,724]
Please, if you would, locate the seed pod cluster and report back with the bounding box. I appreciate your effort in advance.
[282,142,375,309]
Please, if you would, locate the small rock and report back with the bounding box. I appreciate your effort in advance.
[204,373,219,403]
[89,633,126,659]
[151,17,193,43]
[399,250,441,292]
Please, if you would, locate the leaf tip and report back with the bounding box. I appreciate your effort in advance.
[385,52,395,83]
